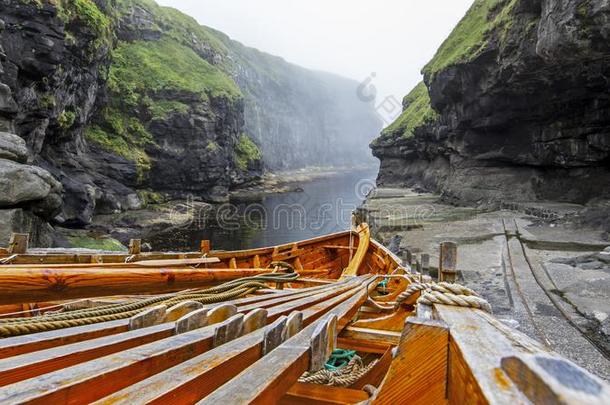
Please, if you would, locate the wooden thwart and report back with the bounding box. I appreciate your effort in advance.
[372,317,449,405]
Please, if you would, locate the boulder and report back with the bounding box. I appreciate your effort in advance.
[0,131,28,163]
[0,158,62,215]
[0,208,55,247]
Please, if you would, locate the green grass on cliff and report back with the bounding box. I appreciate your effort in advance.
[55,0,113,53]
[235,134,262,170]
[114,0,230,62]
[380,82,438,139]
[108,37,241,103]
[423,0,519,77]
[143,98,190,120]
[84,108,154,181]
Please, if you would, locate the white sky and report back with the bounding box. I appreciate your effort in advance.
[156,0,472,105]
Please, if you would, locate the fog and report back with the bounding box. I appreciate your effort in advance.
[157,0,473,121]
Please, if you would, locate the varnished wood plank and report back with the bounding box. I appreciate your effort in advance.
[280,383,369,405]
[372,317,449,405]
[198,282,368,404]
[0,268,285,305]
[337,326,400,354]
[0,323,175,388]
[351,347,393,389]
[92,284,367,404]
[0,281,365,403]
[0,319,129,360]
[339,224,370,278]
[436,305,608,404]
[0,287,312,360]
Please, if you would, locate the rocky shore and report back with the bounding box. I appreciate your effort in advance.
[371,0,610,208]
[359,187,610,380]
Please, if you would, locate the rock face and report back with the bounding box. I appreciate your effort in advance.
[213,33,382,170]
[0,0,381,245]
[372,0,610,206]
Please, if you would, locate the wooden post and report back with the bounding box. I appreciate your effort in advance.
[200,240,211,254]
[421,254,430,276]
[8,233,28,254]
[439,242,457,283]
[128,239,141,255]
[402,249,412,267]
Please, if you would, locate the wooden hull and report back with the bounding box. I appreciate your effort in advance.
[0,225,607,404]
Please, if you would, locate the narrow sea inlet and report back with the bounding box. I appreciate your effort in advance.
[151,167,379,251]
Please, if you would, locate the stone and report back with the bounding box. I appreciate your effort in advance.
[0,131,28,163]
[0,158,62,209]
[0,84,17,114]
[0,208,55,247]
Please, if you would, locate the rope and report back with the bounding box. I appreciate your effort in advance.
[395,281,492,313]
[324,349,356,371]
[0,272,299,338]
[299,354,377,387]
[0,255,17,265]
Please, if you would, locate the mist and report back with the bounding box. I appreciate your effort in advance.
[157,0,473,117]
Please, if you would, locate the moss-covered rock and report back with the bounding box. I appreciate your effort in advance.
[423,0,519,79]
[235,134,262,171]
[66,234,127,251]
[378,82,438,140]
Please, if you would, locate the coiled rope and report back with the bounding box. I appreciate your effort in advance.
[299,353,378,387]
[396,281,492,313]
[0,272,299,338]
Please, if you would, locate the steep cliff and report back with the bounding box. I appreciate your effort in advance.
[0,0,381,246]
[372,0,610,206]
[211,31,381,170]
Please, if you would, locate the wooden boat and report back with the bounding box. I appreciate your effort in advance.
[0,225,607,404]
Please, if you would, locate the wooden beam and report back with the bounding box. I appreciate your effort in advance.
[88,282,368,404]
[0,280,367,404]
[0,323,175,388]
[372,317,449,405]
[198,284,368,404]
[0,268,287,305]
[280,383,369,405]
[8,233,28,254]
[501,354,610,405]
[435,303,610,405]
[340,224,370,278]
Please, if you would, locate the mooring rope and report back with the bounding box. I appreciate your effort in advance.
[0,254,17,265]
[396,281,492,313]
[0,272,299,338]
[299,353,378,387]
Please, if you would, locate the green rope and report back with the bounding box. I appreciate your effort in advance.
[324,349,357,371]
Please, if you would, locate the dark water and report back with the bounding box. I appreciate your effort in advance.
[153,168,378,251]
